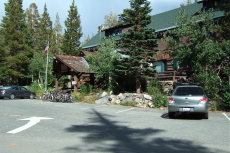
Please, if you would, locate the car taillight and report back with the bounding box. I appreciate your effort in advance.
[0,90,6,94]
[199,97,207,104]
[169,97,174,104]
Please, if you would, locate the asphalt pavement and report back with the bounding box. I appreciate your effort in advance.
[0,99,229,153]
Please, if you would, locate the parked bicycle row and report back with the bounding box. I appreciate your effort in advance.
[41,90,73,103]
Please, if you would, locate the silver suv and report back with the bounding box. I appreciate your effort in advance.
[168,84,210,119]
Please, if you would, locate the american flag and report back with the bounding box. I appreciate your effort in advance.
[43,45,49,53]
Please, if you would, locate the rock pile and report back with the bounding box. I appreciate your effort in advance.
[95,92,155,108]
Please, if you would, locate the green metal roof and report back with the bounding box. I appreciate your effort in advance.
[82,3,224,49]
[147,3,203,31]
[82,31,105,48]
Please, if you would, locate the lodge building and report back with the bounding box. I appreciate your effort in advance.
[81,0,224,82]
[53,0,225,91]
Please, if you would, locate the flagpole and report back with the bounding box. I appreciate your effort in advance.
[45,42,49,92]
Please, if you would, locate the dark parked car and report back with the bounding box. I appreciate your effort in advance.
[0,86,35,99]
[168,83,210,119]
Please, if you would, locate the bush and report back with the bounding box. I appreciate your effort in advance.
[147,80,168,108]
[80,84,92,95]
[154,94,168,108]
[121,100,136,107]
[195,71,230,111]
[219,90,230,111]
[72,92,84,102]
[28,82,44,98]
[147,80,163,95]
[81,94,98,104]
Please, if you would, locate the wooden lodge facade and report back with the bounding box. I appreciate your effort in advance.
[81,0,224,85]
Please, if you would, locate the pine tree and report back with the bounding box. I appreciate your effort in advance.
[51,13,63,54]
[117,0,158,93]
[25,3,40,50]
[62,0,82,56]
[29,4,52,86]
[37,4,53,51]
[0,0,33,85]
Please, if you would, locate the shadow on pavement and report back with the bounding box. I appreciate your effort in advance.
[161,113,204,120]
[64,109,221,153]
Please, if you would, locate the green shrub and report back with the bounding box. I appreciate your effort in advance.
[219,90,230,111]
[72,92,84,102]
[121,100,136,107]
[80,84,92,95]
[209,101,217,111]
[28,82,44,98]
[28,82,42,91]
[154,94,168,108]
[195,71,230,111]
[147,80,163,95]
[146,80,168,108]
[82,95,98,104]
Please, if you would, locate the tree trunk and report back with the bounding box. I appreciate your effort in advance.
[136,72,141,94]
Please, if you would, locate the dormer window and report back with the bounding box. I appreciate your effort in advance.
[105,27,122,38]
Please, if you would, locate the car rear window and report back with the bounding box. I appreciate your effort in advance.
[174,87,205,96]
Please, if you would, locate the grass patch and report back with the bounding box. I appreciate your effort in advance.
[120,101,136,107]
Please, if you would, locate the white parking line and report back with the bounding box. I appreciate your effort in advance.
[116,108,135,113]
[81,105,106,110]
[222,113,230,121]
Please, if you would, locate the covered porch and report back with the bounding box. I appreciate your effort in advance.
[52,54,95,92]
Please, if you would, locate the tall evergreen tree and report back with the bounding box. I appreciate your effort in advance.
[37,4,52,51]
[62,0,82,56]
[51,13,63,54]
[117,0,158,93]
[28,4,52,86]
[0,0,33,85]
[25,3,40,50]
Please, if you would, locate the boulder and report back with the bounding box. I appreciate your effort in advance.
[143,94,152,100]
[96,92,108,98]
[122,96,133,102]
[95,96,109,104]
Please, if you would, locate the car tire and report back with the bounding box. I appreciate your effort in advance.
[30,93,35,99]
[9,94,15,99]
[203,113,208,119]
[168,112,175,119]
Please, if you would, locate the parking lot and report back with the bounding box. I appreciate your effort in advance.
[0,99,229,153]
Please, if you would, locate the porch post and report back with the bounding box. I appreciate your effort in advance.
[55,74,60,91]
[90,73,95,87]
[173,70,176,82]
[73,75,79,92]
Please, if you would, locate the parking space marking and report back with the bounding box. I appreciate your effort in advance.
[81,105,107,110]
[222,113,230,121]
[116,108,135,113]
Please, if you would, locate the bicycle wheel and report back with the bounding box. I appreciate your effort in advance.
[41,94,47,101]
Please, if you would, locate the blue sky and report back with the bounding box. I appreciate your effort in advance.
[0,0,193,41]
